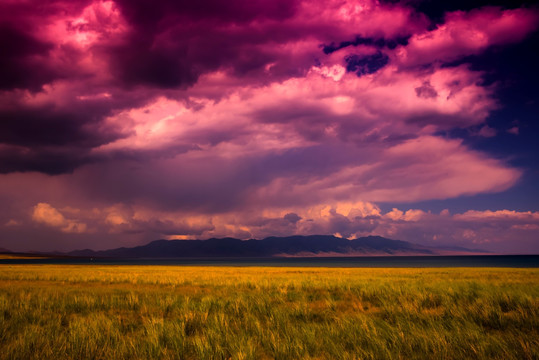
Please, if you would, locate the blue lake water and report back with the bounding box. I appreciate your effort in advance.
[0,255,537,267]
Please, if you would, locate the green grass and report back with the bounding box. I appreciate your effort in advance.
[0,265,537,359]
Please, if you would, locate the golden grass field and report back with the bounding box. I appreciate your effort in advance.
[0,265,537,359]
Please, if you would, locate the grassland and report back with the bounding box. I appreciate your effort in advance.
[0,265,537,359]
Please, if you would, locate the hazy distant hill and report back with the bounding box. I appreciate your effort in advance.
[68,235,487,258]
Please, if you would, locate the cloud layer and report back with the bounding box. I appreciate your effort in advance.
[0,0,538,252]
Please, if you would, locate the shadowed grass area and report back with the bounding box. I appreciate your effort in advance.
[0,266,537,359]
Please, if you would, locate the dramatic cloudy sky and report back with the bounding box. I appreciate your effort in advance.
[1,0,538,253]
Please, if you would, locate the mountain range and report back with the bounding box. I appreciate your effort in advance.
[66,235,487,258]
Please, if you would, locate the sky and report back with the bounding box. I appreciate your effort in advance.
[0,0,538,253]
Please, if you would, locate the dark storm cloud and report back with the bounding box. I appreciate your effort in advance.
[0,145,93,175]
[0,0,307,174]
[0,0,95,91]
[106,28,281,89]
[0,24,58,91]
[322,35,410,54]
[114,0,298,28]
[0,94,130,173]
[380,0,538,26]
[106,0,301,88]
[284,213,302,224]
[0,0,303,92]
[0,103,120,148]
[415,81,438,99]
[345,52,390,76]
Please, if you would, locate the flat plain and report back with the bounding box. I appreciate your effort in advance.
[0,265,537,359]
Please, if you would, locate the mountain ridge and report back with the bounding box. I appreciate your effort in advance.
[67,235,488,258]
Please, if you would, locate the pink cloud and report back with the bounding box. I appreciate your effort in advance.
[455,209,539,221]
[296,0,426,40]
[507,126,519,135]
[32,203,87,234]
[95,61,496,158]
[2,191,538,253]
[0,0,537,252]
[399,7,539,66]
[218,206,539,253]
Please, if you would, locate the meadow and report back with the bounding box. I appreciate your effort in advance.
[0,265,537,359]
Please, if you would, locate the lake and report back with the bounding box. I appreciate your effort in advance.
[0,254,537,267]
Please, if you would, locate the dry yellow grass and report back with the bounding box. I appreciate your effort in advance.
[0,265,537,359]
